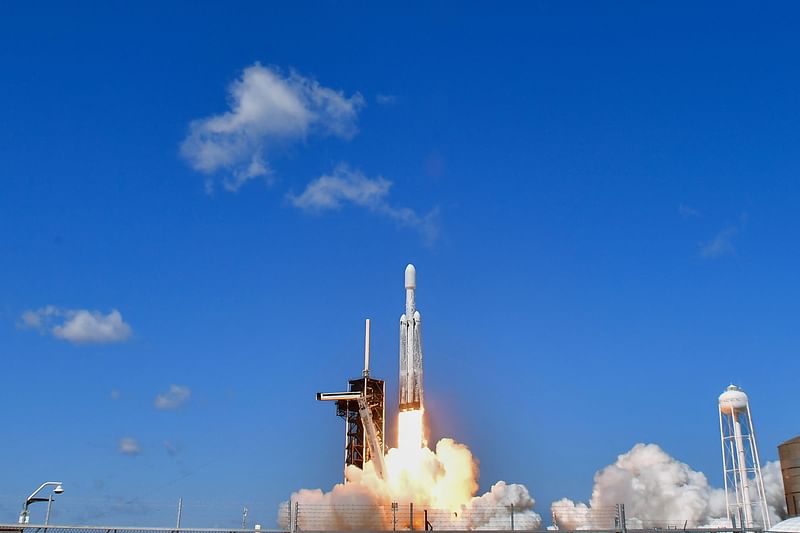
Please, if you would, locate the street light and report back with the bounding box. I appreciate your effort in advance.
[18,482,64,524]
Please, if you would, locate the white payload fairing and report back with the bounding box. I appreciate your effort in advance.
[399,264,424,412]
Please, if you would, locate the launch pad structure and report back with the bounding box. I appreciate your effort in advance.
[317,264,425,480]
[317,319,386,480]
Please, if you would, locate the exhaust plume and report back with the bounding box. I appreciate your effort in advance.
[279,437,542,530]
[551,443,786,530]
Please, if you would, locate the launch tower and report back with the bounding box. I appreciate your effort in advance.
[317,320,386,481]
[718,384,770,529]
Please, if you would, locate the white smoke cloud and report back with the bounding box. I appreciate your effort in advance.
[762,459,788,525]
[278,438,541,531]
[467,482,541,531]
[551,443,786,530]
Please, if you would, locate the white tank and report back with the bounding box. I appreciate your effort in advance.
[719,384,749,415]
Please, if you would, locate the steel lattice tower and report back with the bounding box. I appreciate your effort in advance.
[718,384,770,529]
[317,319,386,481]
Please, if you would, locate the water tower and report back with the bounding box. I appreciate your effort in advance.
[718,384,770,529]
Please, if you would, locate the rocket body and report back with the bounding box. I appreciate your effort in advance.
[399,264,424,411]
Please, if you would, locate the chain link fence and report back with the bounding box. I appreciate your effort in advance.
[549,506,620,531]
[0,504,768,533]
[0,496,275,531]
[276,502,753,532]
[279,502,535,531]
[0,524,280,533]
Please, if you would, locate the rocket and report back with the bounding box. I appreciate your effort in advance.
[399,264,424,412]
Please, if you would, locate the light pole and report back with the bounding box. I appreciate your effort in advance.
[19,482,64,524]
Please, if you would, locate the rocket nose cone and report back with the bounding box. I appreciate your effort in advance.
[405,264,416,289]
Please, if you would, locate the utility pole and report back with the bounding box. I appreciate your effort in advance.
[176,498,183,529]
[45,495,54,525]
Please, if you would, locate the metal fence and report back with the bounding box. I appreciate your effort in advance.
[0,522,768,533]
[279,502,540,531]
[0,524,280,533]
[0,504,769,533]
[276,502,761,532]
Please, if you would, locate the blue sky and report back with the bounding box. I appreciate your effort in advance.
[1,1,799,528]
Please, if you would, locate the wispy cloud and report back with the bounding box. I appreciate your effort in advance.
[19,306,132,344]
[699,226,738,258]
[375,93,397,105]
[288,165,439,244]
[679,203,700,218]
[154,385,192,410]
[181,63,365,192]
[118,437,141,456]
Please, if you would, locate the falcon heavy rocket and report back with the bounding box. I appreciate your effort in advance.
[399,264,424,412]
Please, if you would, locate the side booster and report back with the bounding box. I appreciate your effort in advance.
[399,264,424,411]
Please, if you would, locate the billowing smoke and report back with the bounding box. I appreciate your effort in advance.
[762,460,788,524]
[551,443,786,530]
[279,438,542,530]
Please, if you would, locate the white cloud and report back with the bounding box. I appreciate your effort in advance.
[288,165,439,243]
[181,63,364,191]
[54,309,132,343]
[375,93,397,105]
[19,305,58,329]
[290,166,390,210]
[699,226,737,258]
[223,152,272,192]
[154,385,191,410]
[19,307,132,344]
[118,437,141,456]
